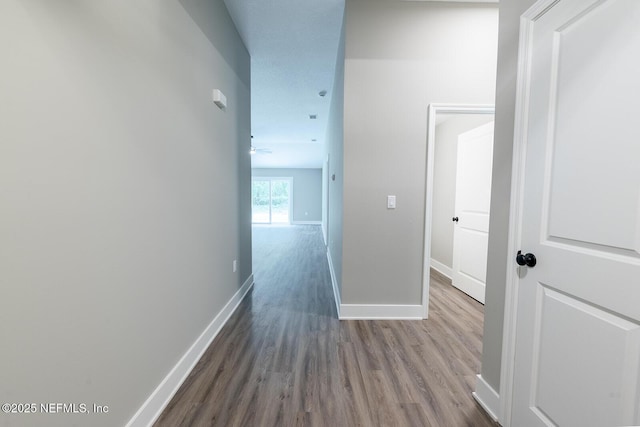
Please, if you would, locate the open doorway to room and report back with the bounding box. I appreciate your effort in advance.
[251,177,293,224]
[421,104,495,318]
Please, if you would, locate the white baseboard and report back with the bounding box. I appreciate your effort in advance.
[126,274,254,427]
[472,374,500,423]
[339,304,423,320]
[430,258,452,279]
[291,221,321,225]
[326,249,341,317]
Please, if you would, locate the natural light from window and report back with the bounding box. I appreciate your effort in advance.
[251,178,291,224]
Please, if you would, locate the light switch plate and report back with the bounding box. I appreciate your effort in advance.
[387,195,396,209]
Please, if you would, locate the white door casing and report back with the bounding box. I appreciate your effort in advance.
[505,0,640,426]
[422,104,494,319]
[452,122,495,304]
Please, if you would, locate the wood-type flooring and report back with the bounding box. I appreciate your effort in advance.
[155,225,496,427]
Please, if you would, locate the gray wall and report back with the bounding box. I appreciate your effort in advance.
[480,0,539,394]
[432,115,495,272]
[341,0,498,304]
[325,14,346,297]
[252,168,323,222]
[0,1,251,426]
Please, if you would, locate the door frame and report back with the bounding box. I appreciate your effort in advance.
[421,104,495,319]
[499,1,556,424]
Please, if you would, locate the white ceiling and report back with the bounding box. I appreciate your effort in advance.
[223,0,498,169]
[223,0,345,169]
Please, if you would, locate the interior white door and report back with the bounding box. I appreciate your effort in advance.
[452,121,494,304]
[511,0,640,426]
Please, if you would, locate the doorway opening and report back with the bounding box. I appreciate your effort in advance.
[251,177,293,224]
[421,104,495,319]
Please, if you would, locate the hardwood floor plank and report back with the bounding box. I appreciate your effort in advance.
[155,225,496,426]
[337,341,377,426]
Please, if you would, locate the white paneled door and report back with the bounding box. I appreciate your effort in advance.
[452,121,494,304]
[511,0,640,426]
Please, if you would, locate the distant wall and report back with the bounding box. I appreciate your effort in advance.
[252,168,323,222]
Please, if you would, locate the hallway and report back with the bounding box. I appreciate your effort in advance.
[155,225,495,426]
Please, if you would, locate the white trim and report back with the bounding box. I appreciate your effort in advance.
[291,221,322,225]
[500,2,549,425]
[422,104,495,319]
[326,249,341,317]
[339,304,423,320]
[473,374,500,422]
[125,275,254,427]
[430,258,452,280]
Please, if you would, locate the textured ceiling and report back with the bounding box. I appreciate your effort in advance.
[223,0,345,169]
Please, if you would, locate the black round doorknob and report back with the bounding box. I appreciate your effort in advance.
[452,217,459,222]
[516,250,537,267]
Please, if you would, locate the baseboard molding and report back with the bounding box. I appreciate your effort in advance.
[430,258,452,279]
[472,374,500,423]
[291,221,321,225]
[326,249,341,317]
[339,304,423,320]
[126,274,254,427]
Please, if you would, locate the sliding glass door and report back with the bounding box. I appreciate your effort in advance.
[251,178,292,224]
[269,179,291,223]
[252,180,271,223]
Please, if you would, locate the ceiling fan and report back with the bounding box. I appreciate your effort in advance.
[250,135,272,155]
[250,146,272,155]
